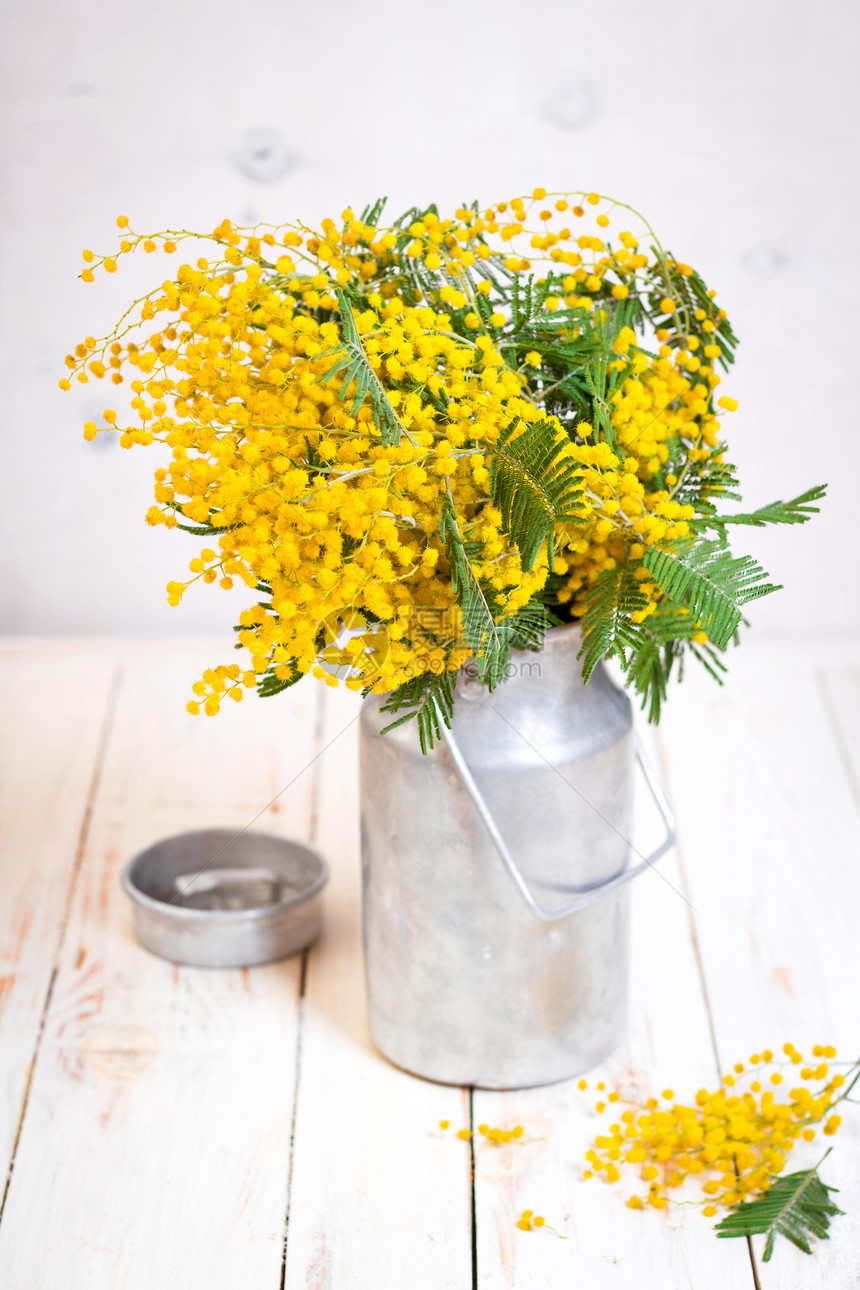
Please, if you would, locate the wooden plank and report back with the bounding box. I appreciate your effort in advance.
[657,641,860,1287]
[4,638,856,1287]
[282,686,474,1290]
[0,651,117,1182]
[0,647,320,1290]
[470,723,756,1289]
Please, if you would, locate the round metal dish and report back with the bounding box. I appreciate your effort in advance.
[122,828,329,968]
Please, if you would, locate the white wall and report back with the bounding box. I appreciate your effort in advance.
[1,0,857,635]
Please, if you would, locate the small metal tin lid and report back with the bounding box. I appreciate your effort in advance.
[122,828,329,968]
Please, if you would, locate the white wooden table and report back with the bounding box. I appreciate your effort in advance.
[0,637,858,1289]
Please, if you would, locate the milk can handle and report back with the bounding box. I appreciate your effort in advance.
[439,721,676,923]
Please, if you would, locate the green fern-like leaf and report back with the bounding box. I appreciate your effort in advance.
[676,454,742,515]
[504,599,555,652]
[578,561,740,721]
[577,566,648,683]
[256,662,303,698]
[315,290,407,447]
[582,354,618,451]
[624,603,728,722]
[667,261,739,373]
[489,418,585,571]
[377,603,550,754]
[702,484,828,530]
[173,518,239,537]
[509,274,538,332]
[643,539,780,649]
[439,491,507,680]
[715,1156,843,1262]
[359,196,388,227]
[379,669,456,754]
[378,603,550,752]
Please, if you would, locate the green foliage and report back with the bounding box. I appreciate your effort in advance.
[697,484,828,533]
[308,206,825,732]
[659,263,739,373]
[378,599,552,750]
[490,417,585,571]
[497,274,634,439]
[173,518,234,536]
[578,567,647,682]
[255,662,303,698]
[626,601,728,722]
[389,204,453,307]
[675,452,742,515]
[715,1156,843,1261]
[303,436,327,479]
[505,599,556,651]
[485,599,554,683]
[439,490,508,685]
[576,570,731,722]
[582,357,617,450]
[316,289,407,447]
[366,202,824,735]
[359,197,388,227]
[234,195,823,734]
[76,190,831,746]
[379,668,456,754]
[643,539,781,650]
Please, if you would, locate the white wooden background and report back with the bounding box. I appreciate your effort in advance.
[1,0,858,637]
[0,635,858,1288]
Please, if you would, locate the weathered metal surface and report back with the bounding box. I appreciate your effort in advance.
[123,828,329,967]
[360,624,648,1088]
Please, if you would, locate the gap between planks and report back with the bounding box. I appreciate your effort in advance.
[280,682,326,1289]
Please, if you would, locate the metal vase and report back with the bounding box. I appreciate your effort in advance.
[359,623,675,1089]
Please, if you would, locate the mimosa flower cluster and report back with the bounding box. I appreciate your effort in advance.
[438,1121,564,1238]
[439,1118,526,1144]
[582,1045,855,1216]
[64,190,822,731]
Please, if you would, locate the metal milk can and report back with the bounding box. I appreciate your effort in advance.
[359,623,675,1089]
